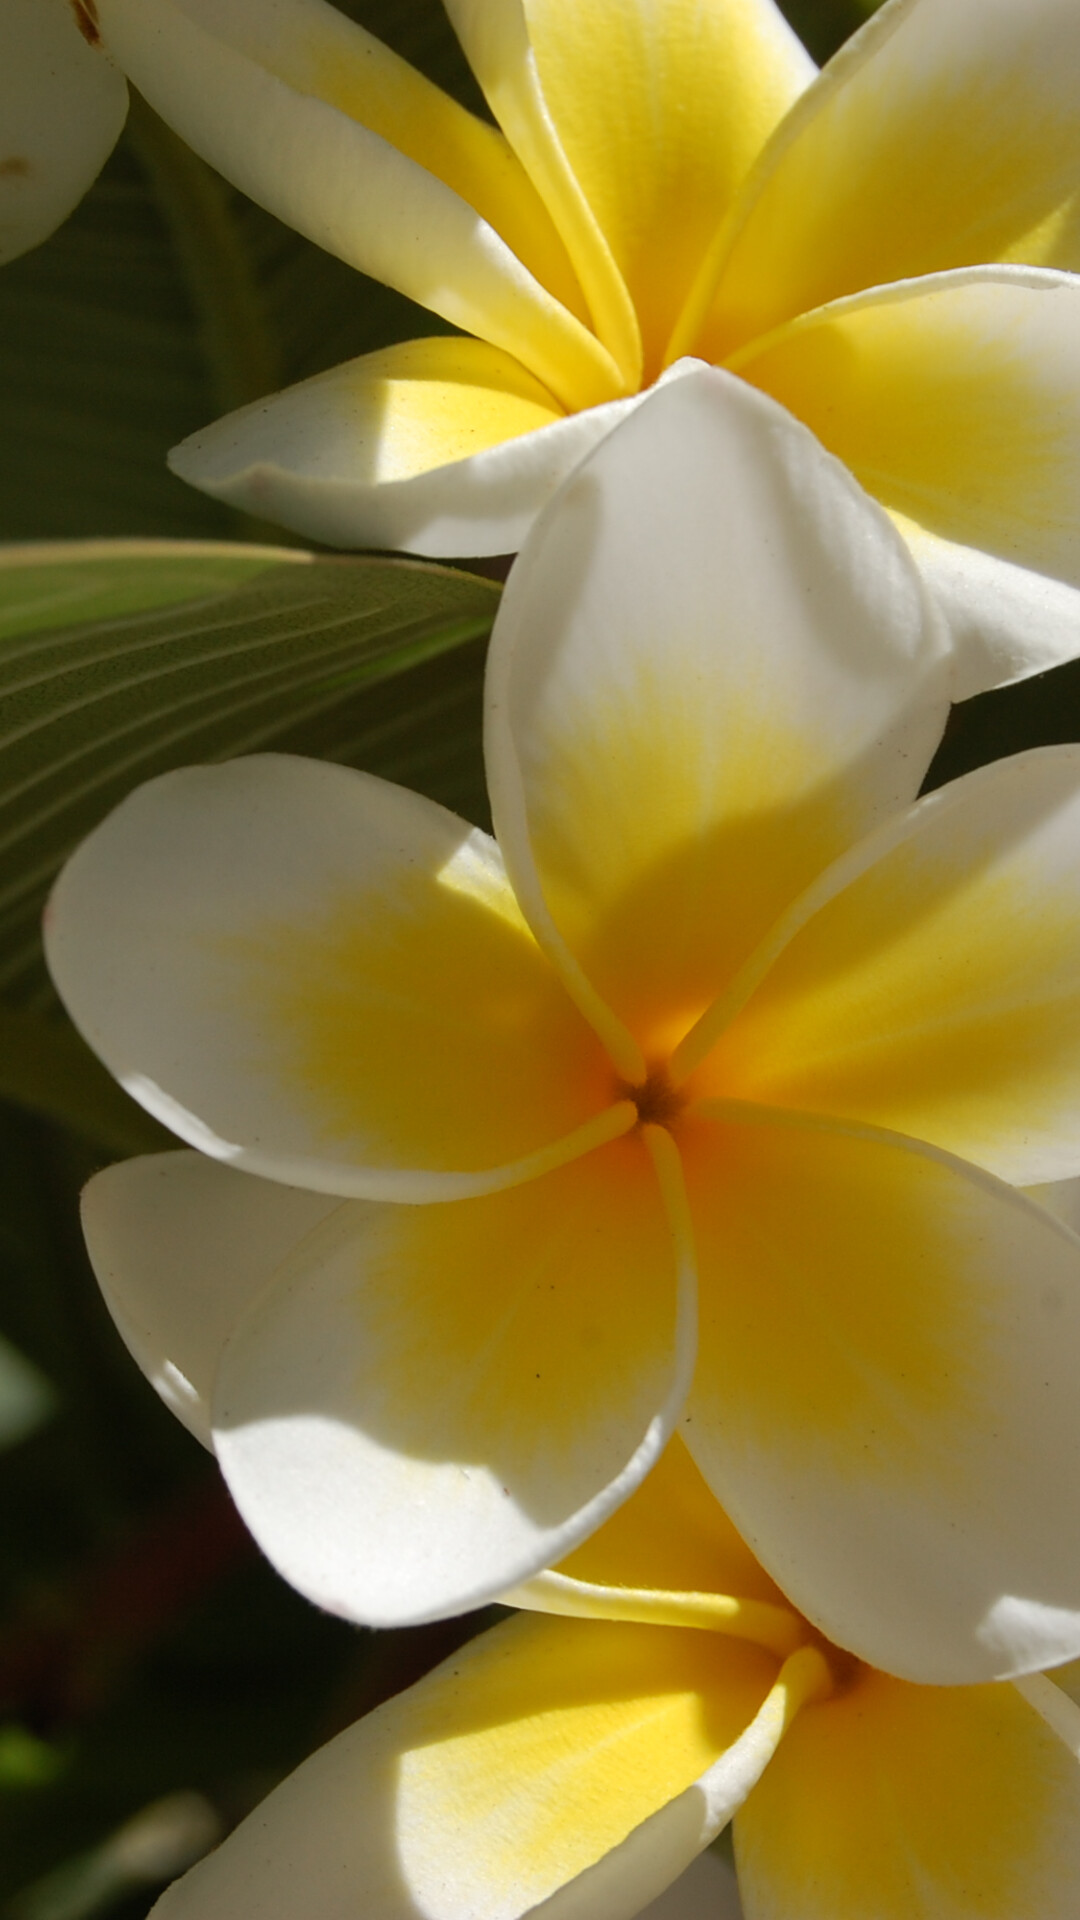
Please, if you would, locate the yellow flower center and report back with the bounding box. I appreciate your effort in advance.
[618,1064,688,1131]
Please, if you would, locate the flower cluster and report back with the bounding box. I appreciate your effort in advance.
[146,1440,1080,1920]
[46,365,1080,1913]
[11,0,1080,695]
[18,1,1080,1914]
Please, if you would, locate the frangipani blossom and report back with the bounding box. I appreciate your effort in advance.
[45,370,1080,1681]
[144,1440,1080,1920]
[34,0,1080,692]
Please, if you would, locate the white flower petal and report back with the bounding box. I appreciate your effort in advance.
[702,746,1080,1187]
[485,365,949,1061]
[94,0,619,411]
[729,268,1080,696]
[157,0,586,315]
[80,1151,338,1446]
[151,1611,772,1920]
[528,1653,809,1920]
[447,0,813,383]
[900,517,1080,703]
[736,1668,1080,1920]
[211,1134,694,1625]
[0,0,127,265]
[704,0,1080,354]
[46,755,618,1200]
[170,336,646,557]
[682,1109,1080,1683]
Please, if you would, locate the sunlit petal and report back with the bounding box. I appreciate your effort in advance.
[702,0,1080,358]
[152,1611,776,1920]
[449,0,814,383]
[95,0,620,411]
[486,367,948,1060]
[46,755,619,1199]
[704,746,1080,1184]
[169,336,647,558]
[212,1136,694,1624]
[525,1649,826,1920]
[899,517,1080,705]
[0,0,127,265]
[81,1150,339,1446]
[681,1110,1080,1682]
[736,1669,1080,1920]
[159,0,588,315]
[729,269,1080,696]
[443,0,641,389]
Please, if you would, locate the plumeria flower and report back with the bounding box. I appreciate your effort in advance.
[0,0,126,265]
[22,0,1080,693]
[45,369,1080,1683]
[143,1438,1080,1920]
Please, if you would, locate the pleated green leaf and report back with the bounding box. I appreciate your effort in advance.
[0,541,496,1012]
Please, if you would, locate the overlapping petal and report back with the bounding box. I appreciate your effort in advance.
[151,1609,777,1920]
[735,1669,1080,1920]
[212,1135,692,1623]
[486,369,948,1059]
[80,1150,339,1445]
[94,0,620,412]
[552,1435,788,1611]
[506,1437,801,1655]
[0,0,128,266]
[449,0,814,382]
[701,0,1080,360]
[149,0,587,316]
[45,754,622,1199]
[680,1110,1080,1682]
[729,269,1080,697]
[702,747,1080,1184]
[441,0,640,389]
[169,337,647,557]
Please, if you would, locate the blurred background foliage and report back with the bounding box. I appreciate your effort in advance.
[3,0,1078,1912]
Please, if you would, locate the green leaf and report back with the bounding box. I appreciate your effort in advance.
[0,1338,55,1453]
[0,143,233,544]
[0,541,298,642]
[8,1793,221,1920]
[0,540,496,1010]
[0,1727,67,1793]
[778,0,887,61]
